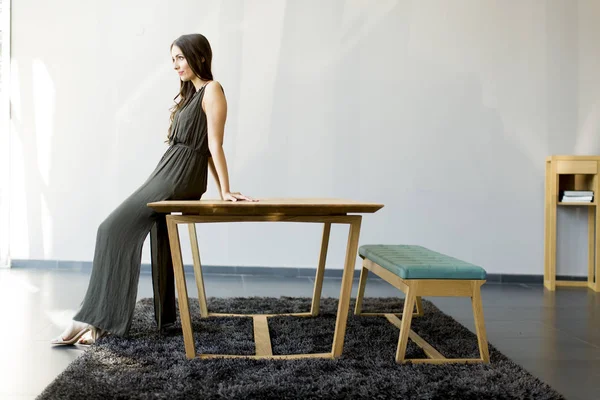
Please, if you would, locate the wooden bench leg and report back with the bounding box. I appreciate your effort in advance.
[471,282,490,363]
[311,223,331,316]
[355,260,422,318]
[415,296,423,316]
[395,282,418,363]
[354,266,369,315]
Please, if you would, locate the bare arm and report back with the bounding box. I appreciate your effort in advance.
[207,157,222,200]
[204,81,256,202]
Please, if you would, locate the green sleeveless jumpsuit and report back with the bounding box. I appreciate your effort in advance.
[74,83,212,336]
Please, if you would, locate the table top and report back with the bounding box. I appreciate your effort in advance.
[147,198,384,216]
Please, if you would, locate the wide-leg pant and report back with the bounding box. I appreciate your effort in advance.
[73,142,207,336]
[73,182,178,336]
[150,214,176,332]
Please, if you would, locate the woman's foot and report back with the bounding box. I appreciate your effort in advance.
[77,326,108,345]
[50,320,90,345]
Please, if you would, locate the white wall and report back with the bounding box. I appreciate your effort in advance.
[0,0,11,268]
[8,0,600,275]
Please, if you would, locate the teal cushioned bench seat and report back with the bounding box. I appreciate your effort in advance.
[359,244,486,280]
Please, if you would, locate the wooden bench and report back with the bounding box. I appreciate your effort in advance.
[355,244,490,364]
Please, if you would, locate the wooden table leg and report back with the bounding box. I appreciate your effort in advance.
[548,162,558,291]
[311,222,331,316]
[188,223,209,317]
[544,159,551,288]
[594,204,600,292]
[166,216,196,359]
[332,216,362,358]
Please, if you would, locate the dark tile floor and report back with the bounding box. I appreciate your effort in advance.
[1,268,599,400]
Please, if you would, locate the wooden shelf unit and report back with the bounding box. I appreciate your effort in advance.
[544,155,600,291]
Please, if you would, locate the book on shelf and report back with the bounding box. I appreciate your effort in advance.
[560,197,593,203]
[559,190,594,203]
[562,190,594,196]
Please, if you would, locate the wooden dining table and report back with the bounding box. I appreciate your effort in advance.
[147,198,384,360]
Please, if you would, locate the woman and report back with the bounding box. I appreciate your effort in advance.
[52,33,256,345]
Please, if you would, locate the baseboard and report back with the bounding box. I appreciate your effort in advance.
[9,259,590,284]
[10,259,372,279]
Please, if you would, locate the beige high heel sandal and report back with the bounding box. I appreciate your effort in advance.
[77,326,108,345]
[51,324,91,345]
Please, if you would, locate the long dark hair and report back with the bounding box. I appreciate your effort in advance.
[167,33,214,140]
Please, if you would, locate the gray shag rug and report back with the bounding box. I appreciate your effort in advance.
[39,297,564,400]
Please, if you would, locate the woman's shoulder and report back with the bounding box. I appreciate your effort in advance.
[205,80,225,95]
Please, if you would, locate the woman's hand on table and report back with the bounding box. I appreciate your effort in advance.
[221,191,258,202]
